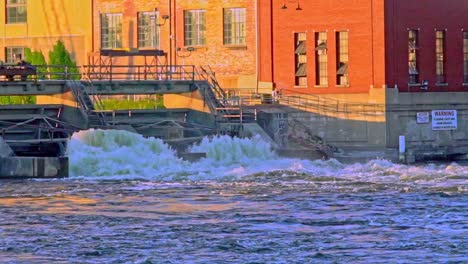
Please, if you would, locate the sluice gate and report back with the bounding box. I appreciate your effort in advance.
[0,61,251,178]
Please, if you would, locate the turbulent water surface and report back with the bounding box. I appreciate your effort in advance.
[0,130,466,263]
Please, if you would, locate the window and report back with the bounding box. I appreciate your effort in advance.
[294,32,307,86]
[184,10,206,46]
[408,30,419,84]
[5,46,25,63]
[464,31,468,83]
[101,13,122,49]
[336,31,349,86]
[6,0,27,24]
[138,11,160,48]
[224,8,246,45]
[435,30,446,84]
[315,32,328,86]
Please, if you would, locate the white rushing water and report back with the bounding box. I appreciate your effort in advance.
[67,129,468,191]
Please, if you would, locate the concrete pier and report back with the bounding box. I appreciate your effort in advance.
[0,137,14,158]
[0,156,68,178]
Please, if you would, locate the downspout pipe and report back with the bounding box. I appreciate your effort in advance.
[255,0,259,94]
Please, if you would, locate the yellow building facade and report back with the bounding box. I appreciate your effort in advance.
[0,0,93,66]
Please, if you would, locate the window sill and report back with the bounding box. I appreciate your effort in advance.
[5,22,27,25]
[224,45,247,50]
[314,85,329,88]
[294,85,308,89]
[336,84,350,88]
[435,83,449,87]
[408,83,421,87]
[186,46,207,52]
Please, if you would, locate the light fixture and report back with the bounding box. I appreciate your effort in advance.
[176,47,195,58]
[152,14,170,27]
[281,1,303,11]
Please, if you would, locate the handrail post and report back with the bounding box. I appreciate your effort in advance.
[65,66,69,80]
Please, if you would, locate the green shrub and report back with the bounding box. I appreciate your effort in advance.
[24,48,46,65]
[98,96,164,110]
[25,48,47,79]
[48,40,80,80]
[0,96,36,105]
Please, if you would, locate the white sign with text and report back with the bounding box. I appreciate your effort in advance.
[431,110,457,130]
[416,112,430,124]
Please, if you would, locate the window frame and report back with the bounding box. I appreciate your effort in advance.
[294,32,307,87]
[315,32,328,87]
[184,10,206,47]
[435,30,446,84]
[137,11,160,49]
[336,31,349,86]
[5,46,25,64]
[5,0,27,24]
[463,31,468,84]
[223,7,246,46]
[408,29,420,85]
[100,13,123,49]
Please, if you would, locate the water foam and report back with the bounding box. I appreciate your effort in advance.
[66,129,468,191]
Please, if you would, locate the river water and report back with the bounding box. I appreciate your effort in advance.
[0,130,466,263]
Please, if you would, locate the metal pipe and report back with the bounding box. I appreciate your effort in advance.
[169,0,173,66]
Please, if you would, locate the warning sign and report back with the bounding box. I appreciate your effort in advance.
[416,112,430,124]
[431,110,457,130]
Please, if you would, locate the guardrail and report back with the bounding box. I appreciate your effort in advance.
[82,65,195,81]
[278,88,385,116]
[3,64,197,82]
[35,65,81,80]
[216,87,385,117]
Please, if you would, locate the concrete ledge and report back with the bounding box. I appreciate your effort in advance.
[276,148,328,160]
[0,137,14,158]
[179,152,206,162]
[0,157,68,178]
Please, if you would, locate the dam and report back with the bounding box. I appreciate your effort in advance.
[0,58,284,178]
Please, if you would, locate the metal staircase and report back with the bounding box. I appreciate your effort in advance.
[195,66,257,136]
[67,80,107,127]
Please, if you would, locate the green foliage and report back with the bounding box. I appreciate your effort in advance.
[24,48,46,65]
[98,96,165,110]
[0,96,36,105]
[24,48,47,79]
[48,40,80,80]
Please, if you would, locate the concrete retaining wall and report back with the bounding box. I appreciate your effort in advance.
[257,106,387,149]
[386,89,468,154]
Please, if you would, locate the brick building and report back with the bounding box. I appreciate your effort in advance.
[92,0,257,89]
[258,0,468,96]
[0,0,92,66]
[257,0,468,154]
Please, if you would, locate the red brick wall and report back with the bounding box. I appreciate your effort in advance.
[259,0,386,95]
[93,0,257,89]
[257,0,273,83]
[92,0,170,64]
[385,0,468,92]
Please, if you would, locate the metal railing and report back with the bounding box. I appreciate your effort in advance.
[196,65,227,100]
[35,65,81,80]
[278,88,385,116]
[16,64,197,82]
[82,64,195,81]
